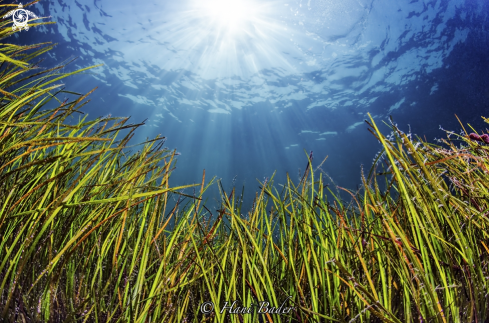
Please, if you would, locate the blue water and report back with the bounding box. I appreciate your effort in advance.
[13,0,489,211]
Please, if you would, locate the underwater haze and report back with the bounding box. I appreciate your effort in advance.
[17,0,489,209]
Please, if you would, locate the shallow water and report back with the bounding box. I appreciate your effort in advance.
[13,0,489,210]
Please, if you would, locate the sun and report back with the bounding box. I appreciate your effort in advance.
[198,0,258,33]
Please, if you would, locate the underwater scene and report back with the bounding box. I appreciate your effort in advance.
[1,0,489,321]
[16,0,489,210]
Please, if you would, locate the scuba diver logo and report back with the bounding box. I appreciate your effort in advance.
[2,3,38,31]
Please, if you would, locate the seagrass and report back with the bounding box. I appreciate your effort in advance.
[0,3,488,322]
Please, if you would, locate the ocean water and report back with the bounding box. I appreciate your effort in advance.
[13,0,489,211]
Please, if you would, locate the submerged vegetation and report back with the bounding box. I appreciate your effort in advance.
[1,6,489,323]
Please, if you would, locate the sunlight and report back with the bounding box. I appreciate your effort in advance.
[156,0,296,79]
[199,0,258,33]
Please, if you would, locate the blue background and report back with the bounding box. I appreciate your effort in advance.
[12,0,489,210]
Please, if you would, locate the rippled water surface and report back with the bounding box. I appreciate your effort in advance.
[17,0,489,209]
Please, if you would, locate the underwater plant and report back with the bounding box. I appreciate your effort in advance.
[0,3,488,323]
